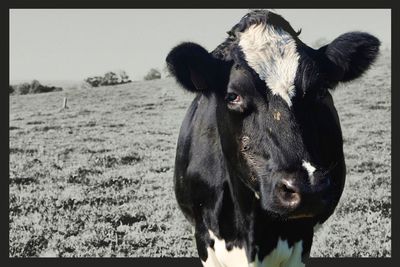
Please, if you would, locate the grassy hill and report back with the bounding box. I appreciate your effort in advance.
[9,50,390,257]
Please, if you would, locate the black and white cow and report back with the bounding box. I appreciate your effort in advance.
[166,10,380,267]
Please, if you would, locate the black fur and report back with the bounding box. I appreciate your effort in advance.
[167,10,379,266]
[320,31,381,82]
[166,42,231,94]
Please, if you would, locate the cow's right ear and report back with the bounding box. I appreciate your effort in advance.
[166,42,223,93]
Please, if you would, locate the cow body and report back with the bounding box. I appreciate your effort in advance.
[174,92,320,266]
[167,10,380,267]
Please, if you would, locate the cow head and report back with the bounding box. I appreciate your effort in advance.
[166,10,380,224]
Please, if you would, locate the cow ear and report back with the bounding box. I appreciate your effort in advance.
[166,42,223,93]
[319,32,380,83]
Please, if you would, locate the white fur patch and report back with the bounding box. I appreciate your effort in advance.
[238,23,299,107]
[201,231,304,267]
[249,239,304,267]
[302,160,316,177]
[202,246,223,267]
[202,230,248,267]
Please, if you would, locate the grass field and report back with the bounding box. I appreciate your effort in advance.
[9,49,391,257]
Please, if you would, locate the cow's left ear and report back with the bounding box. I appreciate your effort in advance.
[319,32,380,83]
[166,42,229,93]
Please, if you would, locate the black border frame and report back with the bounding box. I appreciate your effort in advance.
[5,1,397,267]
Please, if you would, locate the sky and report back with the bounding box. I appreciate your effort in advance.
[9,9,391,83]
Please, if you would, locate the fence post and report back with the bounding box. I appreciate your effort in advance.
[62,97,68,109]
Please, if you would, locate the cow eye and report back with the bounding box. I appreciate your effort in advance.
[225,92,241,103]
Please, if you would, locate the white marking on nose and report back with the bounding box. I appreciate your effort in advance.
[302,160,316,177]
[238,23,299,107]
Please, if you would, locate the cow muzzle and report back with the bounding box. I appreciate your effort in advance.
[264,170,332,219]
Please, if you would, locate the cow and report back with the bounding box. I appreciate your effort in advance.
[166,10,380,267]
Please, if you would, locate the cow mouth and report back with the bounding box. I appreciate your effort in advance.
[262,208,317,223]
[287,213,314,220]
[260,196,327,222]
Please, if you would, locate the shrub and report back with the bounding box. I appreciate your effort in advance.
[118,70,131,84]
[30,80,42,93]
[10,81,62,95]
[102,72,119,86]
[30,80,61,94]
[14,83,31,95]
[84,76,103,87]
[144,68,161,81]
[84,70,132,88]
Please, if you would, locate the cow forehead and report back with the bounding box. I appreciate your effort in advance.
[238,23,300,107]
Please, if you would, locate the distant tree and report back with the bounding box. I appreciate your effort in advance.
[15,83,31,95]
[9,85,14,94]
[10,80,62,95]
[29,80,62,94]
[29,80,44,93]
[102,72,119,85]
[84,70,131,87]
[117,70,131,84]
[84,76,103,87]
[144,68,161,81]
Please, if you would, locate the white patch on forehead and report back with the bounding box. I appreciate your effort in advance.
[302,160,316,177]
[249,239,304,267]
[202,230,248,267]
[238,23,299,107]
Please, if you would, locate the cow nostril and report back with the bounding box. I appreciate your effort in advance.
[281,183,296,194]
[279,179,299,195]
[277,179,301,209]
